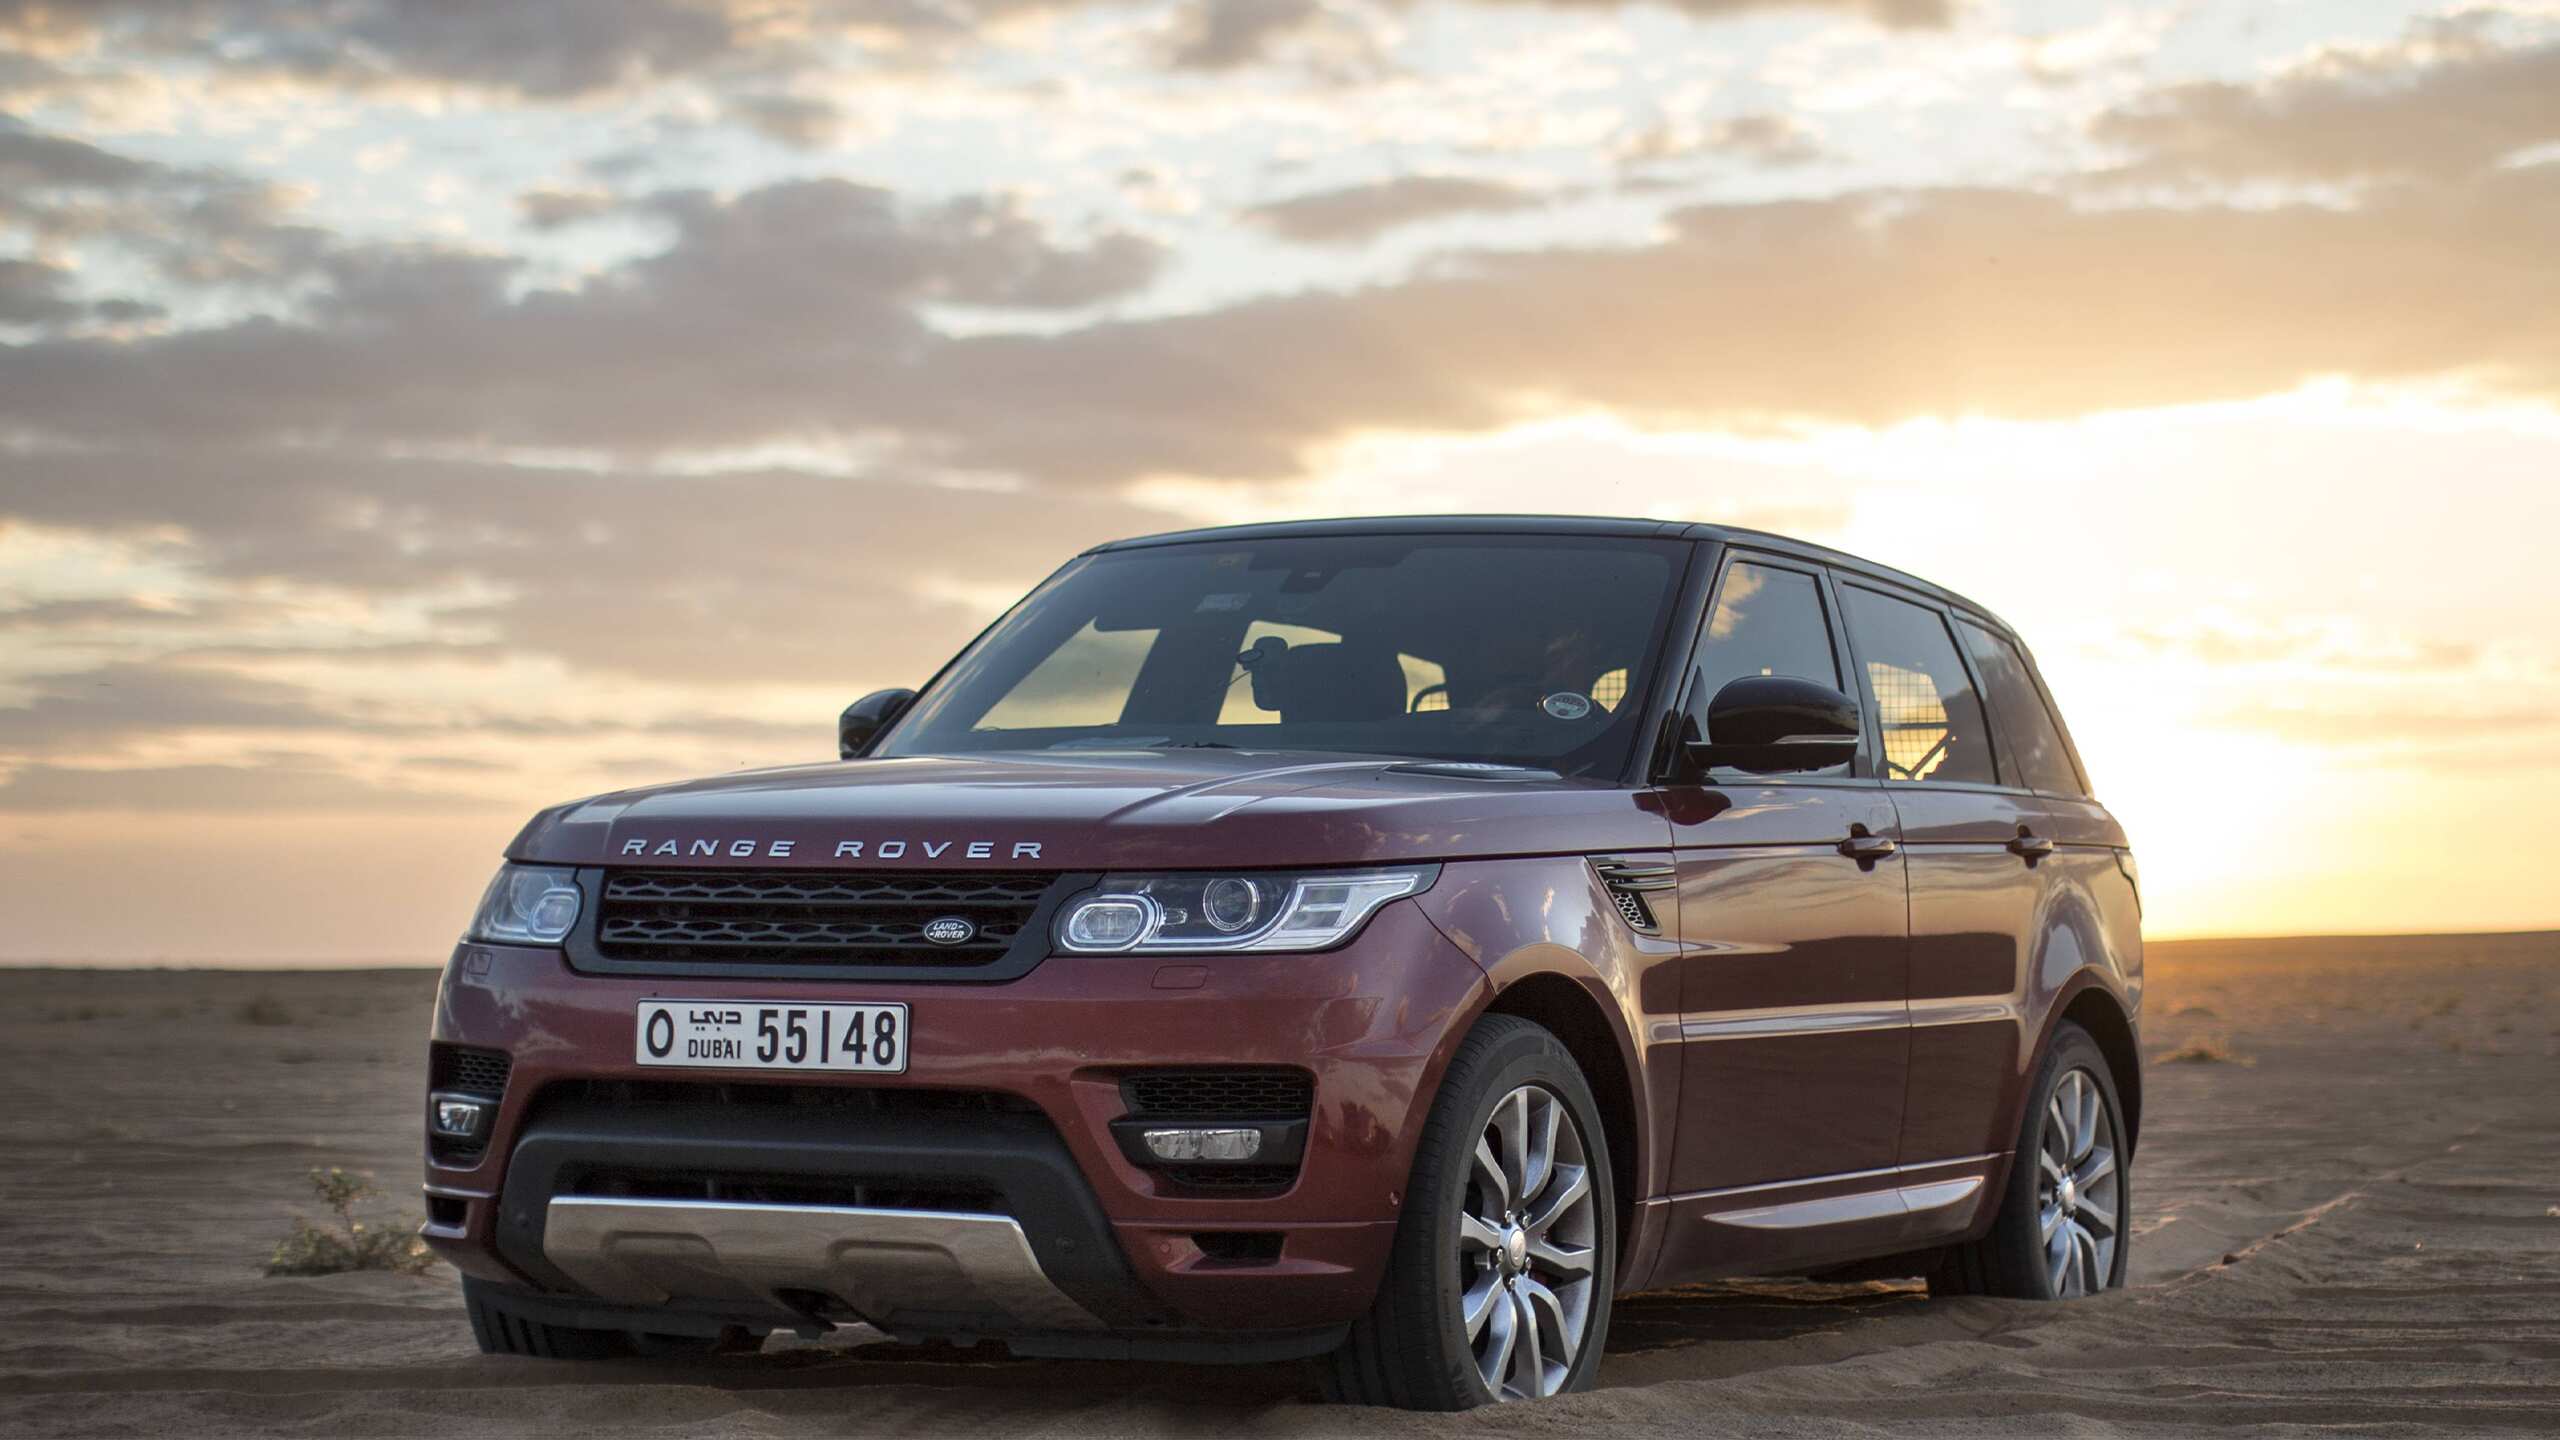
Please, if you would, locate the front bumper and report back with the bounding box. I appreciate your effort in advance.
[422,900,1487,1339]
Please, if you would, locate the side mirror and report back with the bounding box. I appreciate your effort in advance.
[1688,675,1860,775]
[839,688,917,759]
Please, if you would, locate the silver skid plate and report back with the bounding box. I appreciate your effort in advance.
[542,1197,1103,1332]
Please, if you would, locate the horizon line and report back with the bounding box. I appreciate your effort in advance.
[4,925,2554,971]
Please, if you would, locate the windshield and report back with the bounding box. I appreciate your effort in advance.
[878,534,1692,778]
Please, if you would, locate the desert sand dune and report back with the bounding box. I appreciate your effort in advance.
[4,933,2554,1436]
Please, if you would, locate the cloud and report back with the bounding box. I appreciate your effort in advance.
[1163,0,1322,71]
[1617,112,1828,172]
[516,187,617,230]
[0,449,1170,693]
[725,91,850,148]
[0,661,358,750]
[9,160,2560,488]
[2093,8,2560,182]
[1241,174,1543,244]
[0,761,496,814]
[1,0,1953,115]
[0,256,80,325]
[0,114,326,295]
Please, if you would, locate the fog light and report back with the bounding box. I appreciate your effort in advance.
[430,1094,490,1139]
[1141,1127,1263,1163]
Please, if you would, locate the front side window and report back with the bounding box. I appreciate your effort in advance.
[879,535,1691,778]
[1841,586,1999,786]
[1687,560,1843,754]
[1959,620,2086,797]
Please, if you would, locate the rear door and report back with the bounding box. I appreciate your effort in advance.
[1937,619,2132,1152]
[1834,583,2045,1173]
[1661,554,1910,1197]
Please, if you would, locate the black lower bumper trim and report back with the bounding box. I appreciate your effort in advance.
[468,1280,1349,1363]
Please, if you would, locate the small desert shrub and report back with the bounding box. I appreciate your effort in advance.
[236,994,296,1026]
[2156,1037,2248,1066]
[266,1168,435,1277]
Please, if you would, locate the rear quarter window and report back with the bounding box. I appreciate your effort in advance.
[1958,620,2089,798]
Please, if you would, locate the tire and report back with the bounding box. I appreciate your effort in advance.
[464,1278,763,1360]
[1930,1021,2130,1299]
[1326,1014,1617,1409]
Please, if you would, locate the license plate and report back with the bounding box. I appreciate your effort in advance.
[635,1000,908,1073]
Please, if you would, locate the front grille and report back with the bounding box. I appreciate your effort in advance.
[589,869,1056,976]
[431,1044,512,1099]
[549,1078,1035,1115]
[1123,1068,1313,1120]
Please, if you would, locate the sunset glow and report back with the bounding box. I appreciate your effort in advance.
[5,1,2558,959]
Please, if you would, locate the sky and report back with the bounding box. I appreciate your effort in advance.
[3,0,2558,961]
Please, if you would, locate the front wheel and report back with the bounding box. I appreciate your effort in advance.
[1327,1014,1616,1409]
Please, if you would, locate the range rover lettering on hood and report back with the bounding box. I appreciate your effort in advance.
[618,837,1045,861]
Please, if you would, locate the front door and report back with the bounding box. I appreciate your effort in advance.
[1660,557,1911,1203]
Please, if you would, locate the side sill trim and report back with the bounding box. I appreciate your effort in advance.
[1717,1175,1985,1232]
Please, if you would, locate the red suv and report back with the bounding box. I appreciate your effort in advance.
[424,516,2141,1408]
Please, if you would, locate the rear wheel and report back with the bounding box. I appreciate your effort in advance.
[1327,1014,1616,1409]
[1930,1022,2130,1299]
[464,1278,763,1360]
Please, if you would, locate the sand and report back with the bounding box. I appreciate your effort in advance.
[3,933,2555,1437]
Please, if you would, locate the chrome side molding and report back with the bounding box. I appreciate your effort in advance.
[1717,1174,1984,1231]
[542,1198,1104,1333]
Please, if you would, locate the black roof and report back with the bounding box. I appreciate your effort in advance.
[1087,513,2009,634]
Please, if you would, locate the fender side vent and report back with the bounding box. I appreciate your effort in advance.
[1593,859,1675,935]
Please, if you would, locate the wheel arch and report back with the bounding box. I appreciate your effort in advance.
[2042,979,2143,1156]
[1478,970,1644,1270]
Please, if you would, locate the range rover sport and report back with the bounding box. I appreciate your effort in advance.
[423,515,2142,1408]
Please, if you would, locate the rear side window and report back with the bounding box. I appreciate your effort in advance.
[1689,560,1842,738]
[1959,620,2087,797]
[1841,587,1998,786]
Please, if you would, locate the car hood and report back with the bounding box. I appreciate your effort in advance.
[508,749,1669,871]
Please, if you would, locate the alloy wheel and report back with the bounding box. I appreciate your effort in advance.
[1457,1083,1599,1400]
[2036,1066,2121,1297]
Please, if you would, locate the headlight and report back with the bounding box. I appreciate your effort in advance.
[468,864,583,945]
[1055,867,1436,954]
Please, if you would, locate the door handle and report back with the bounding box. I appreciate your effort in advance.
[1838,832,1899,864]
[2007,832,2056,863]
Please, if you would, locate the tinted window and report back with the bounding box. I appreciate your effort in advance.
[1690,561,1841,740]
[1959,620,2085,797]
[880,535,1689,778]
[1842,587,1998,786]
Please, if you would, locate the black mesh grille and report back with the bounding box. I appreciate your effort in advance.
[566,1168,1006,1215]
[593,869,1053,973]
[427,1044,510,1166]
[1611,888,1655,931]
[431,1044,511,1099]
[1160,1165,1301,1191]
[1123,1069,1313,1120]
